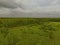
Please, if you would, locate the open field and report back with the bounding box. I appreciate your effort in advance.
[0,18,60,45]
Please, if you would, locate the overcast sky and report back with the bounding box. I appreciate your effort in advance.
[0,0,60,17]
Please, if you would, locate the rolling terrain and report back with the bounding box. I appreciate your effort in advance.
[0,18,60,45]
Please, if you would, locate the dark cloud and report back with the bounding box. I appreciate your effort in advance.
[0,0,60,17]
[0,0,60,9]
[0,0,18,9]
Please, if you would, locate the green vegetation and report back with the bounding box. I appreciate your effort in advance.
[0,18,60,45]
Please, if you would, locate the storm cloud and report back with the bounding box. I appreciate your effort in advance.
[0,0,60,17]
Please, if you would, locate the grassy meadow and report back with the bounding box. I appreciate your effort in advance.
[0,18,60,45]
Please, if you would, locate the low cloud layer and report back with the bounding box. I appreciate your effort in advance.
[0,0,60,17]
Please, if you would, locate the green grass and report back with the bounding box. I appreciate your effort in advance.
[0,18,60,45]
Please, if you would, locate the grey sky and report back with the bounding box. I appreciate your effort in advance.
[0,0,60,17]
